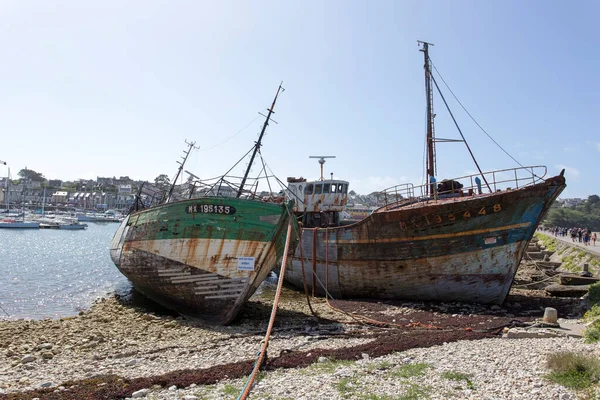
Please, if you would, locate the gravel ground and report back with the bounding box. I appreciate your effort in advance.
[0,284,596,400]
[162,337,595,400]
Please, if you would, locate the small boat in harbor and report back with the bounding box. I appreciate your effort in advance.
[0,164,39,229]
[58,220,88,230]
[110,84,296,324]
[76,211,122,223]
[283,43,566,305]
[0,218,40,229]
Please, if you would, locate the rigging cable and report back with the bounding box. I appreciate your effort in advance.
[205,146,254,195]
[257,149,274,197]
[199,115,262,152]
[430,61,544,180]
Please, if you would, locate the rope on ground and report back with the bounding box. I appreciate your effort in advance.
[301,227,388,328]
[525,251,557,278]
[512,252,559,288]
[320,227,441,330]
[237,220,294,400]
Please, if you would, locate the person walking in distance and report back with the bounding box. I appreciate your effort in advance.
[584,229,590,246]
[593,232,597,246]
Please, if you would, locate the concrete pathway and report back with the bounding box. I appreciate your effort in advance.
[539,230,600,256]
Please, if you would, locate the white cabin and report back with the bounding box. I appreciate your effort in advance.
[286,177,349,213]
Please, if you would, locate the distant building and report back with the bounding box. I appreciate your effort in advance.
[97,176,115,186]
[48,179,62,188]
[6,183,44,204]
[52,191,69,204]
[118,185,132,194]
[561,198,585,207]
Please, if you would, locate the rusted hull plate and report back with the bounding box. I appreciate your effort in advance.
[286,174,565,304]
[289,241,524,304]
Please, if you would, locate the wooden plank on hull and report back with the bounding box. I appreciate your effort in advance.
[170,276,218,284]
[196,278,248,285]
[217,283,247,289]
[195,288,244,295]
[169,274,224,283]
[192,286,219,293]
[179,273,219,278]
[158,272,191,277]
[205,294,241,299]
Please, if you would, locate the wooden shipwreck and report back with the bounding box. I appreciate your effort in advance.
[110,84,296,324]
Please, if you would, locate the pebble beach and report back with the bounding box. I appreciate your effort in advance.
[0,285,597,400]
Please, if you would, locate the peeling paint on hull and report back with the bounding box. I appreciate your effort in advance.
[285,174,566,304]
[110,198,293,324]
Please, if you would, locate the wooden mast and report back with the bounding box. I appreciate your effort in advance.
[418,40,436,196]
[237,82,284,198]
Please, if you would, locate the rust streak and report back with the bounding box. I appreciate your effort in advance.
[334,222,531,244]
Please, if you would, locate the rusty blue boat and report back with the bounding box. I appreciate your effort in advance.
[282,42,566,304]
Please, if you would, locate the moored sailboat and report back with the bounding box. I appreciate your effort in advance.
[110,84,296,324]
[283,43,566,305]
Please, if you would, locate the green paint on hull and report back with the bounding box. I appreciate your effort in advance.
[127,197,291,243]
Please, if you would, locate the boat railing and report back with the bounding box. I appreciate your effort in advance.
[189,174,285,202]
[378,165,548,206]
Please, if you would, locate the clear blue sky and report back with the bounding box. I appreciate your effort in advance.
[0,1,597,199]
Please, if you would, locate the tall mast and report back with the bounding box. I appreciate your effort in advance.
[418,40,436,196]
[237,82,284,198]
[166,140,199,203]
[0,160,7,210]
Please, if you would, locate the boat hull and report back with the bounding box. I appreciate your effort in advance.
[286,174,565,304]
[58,223,87,230]
[0,221,40,229]
[110,197,293,324]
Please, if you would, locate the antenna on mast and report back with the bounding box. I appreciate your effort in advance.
[309,156,336,181]
[166,140,199,203]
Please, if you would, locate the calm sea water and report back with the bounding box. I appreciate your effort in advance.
[0,223,131,320]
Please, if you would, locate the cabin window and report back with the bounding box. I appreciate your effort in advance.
[305,184,313,195]
[343,184,348,194]
[338,183,344,193]
[331,184,337,193]
[298,185,303,193]
[323,183,330,193]
[314,184,322,194]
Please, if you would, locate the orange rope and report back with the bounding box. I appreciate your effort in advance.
[298,226,319,318]
[238,220,294,400]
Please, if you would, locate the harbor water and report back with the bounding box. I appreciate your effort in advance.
[0,223,130,320]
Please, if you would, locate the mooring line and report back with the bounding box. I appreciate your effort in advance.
[0,302,10,317]
[237,219,294,400]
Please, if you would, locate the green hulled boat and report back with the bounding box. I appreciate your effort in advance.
[110,197,293,324]
[110,84,295,324]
